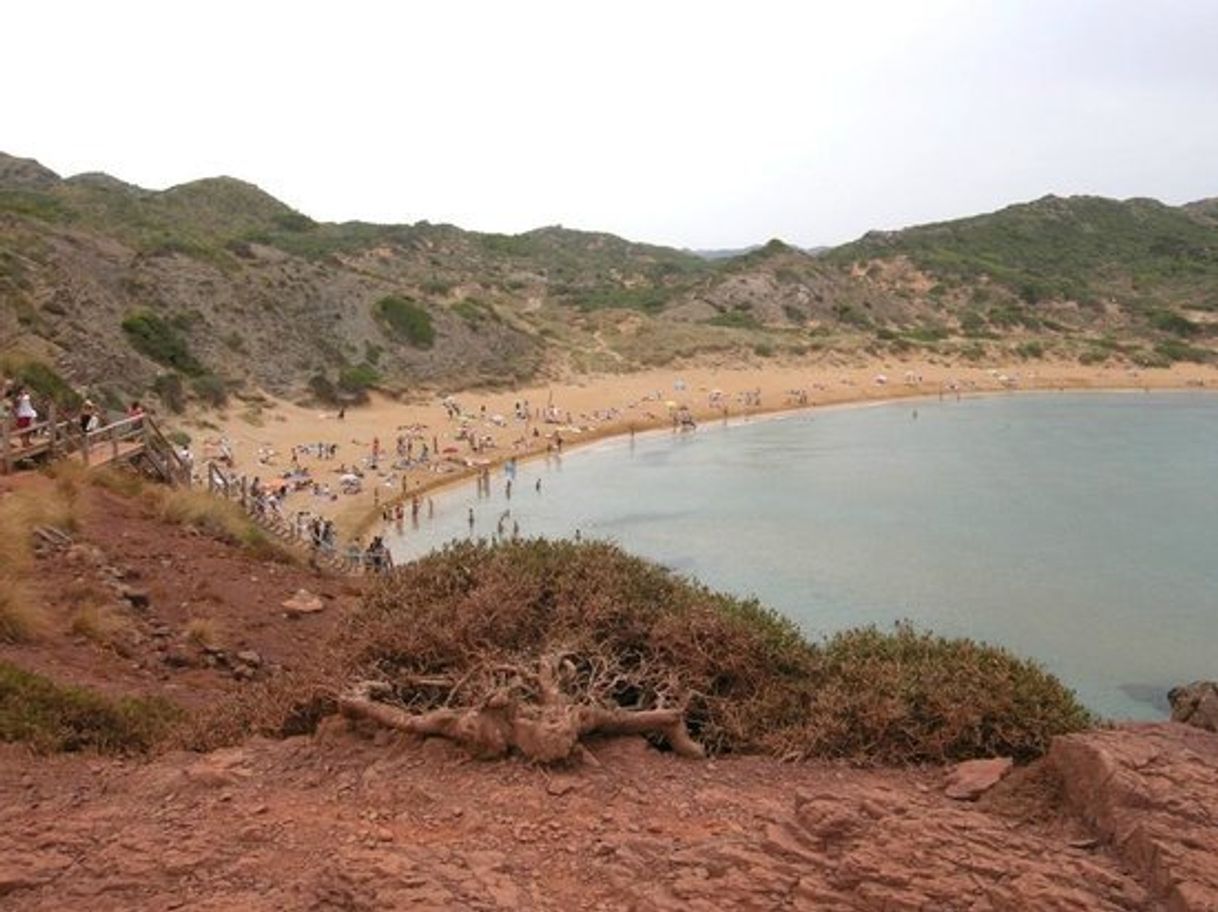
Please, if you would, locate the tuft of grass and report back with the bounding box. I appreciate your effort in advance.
[0,483,82,580]
[0,660,181,753]
[0,577,44,643]
[69,604,131,646]
[147,488,294,561]
[89,467,146,497]
[0,479,86,643]
[185,617,220,647]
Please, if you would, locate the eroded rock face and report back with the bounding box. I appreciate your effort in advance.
[1168,681,1218,733]
[1050,723,1218,912]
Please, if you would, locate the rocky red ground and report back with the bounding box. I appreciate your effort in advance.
[1,478,1215,911]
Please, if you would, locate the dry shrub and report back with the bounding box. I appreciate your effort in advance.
[89,467,146,497]
[0,577,44,643]
[0,483,81,578]
[343,539,817,756]
[210,539,1093,763]
[185,617,220,647]
[69,603,132,647]
[0,480,83,643]
[146,488,292,562]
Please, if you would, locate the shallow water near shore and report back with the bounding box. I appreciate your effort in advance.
[387,391,1218,720]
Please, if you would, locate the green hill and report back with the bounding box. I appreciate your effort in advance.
[1,151,1214,413]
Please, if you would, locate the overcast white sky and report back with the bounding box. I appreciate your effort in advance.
[4,1,1217,248]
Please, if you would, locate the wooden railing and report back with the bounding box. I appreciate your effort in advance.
[2,410,190,486]
[206,462,355,574]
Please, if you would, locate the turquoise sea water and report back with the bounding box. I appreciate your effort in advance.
[386,392,1218,720]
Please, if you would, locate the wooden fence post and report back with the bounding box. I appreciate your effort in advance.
[1,414,10,474]
[48,403,58,458]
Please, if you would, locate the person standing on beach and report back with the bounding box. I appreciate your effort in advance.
[467,507,475,534]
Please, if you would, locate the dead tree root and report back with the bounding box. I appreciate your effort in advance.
[337,676,704,763]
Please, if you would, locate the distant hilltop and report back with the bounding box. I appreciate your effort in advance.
[1,150,1215,412]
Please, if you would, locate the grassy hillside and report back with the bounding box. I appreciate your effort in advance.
[829,195,1218,309]
[1,151,1215,413]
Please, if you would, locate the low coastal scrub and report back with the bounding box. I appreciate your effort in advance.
[121,311,204,375]
[210,540,1094,764]
[0,660,180,753]
[376,295,435,348]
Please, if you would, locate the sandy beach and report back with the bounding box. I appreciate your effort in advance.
[191,359,1218,541]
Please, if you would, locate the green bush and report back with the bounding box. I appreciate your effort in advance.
[1149,309,1200,337]
[707,309,762,330]
[338,363,380,393]
[376,296,435,348]
[903,324,949,343]
[1078,348,1108,365]
[1152,339,1210,363]
[152,373,185,413]
[574,286,672,314]
[121,311,204,375]
[0,660,180,753]
[452,298,501,327]
[190,373,228,407]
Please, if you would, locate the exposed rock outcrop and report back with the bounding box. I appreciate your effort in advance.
[4,723,1216,910]
[1169,681,1218,733]
[1050,723,1218,912]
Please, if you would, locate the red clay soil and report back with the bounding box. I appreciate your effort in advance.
[3,478,1217,911]
[2,722,1216,911]
[0,481,361,710]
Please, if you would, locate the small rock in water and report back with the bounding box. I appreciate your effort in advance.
[944,757,1013,800]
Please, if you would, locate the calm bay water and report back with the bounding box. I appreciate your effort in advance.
[387,392,1218,719]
